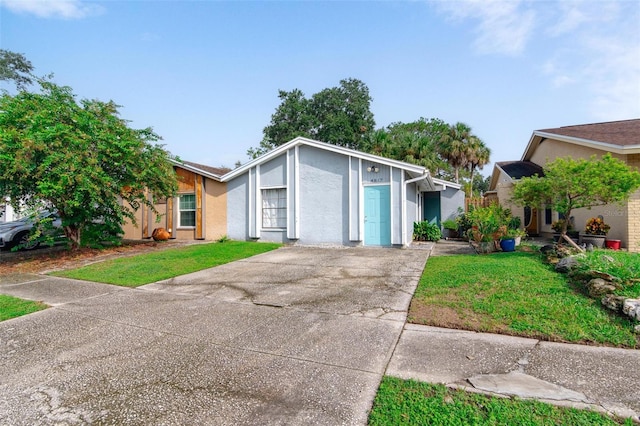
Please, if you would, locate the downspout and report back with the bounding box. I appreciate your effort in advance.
[402,171,433,246]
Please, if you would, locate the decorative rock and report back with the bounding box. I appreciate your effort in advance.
[587,278,618,298]
[601,295,626,313]
[622,299,640,321]
[555,256,579,273]
[600,255,616,264]
[635,324,640,334]
[587,270,621,283]
[540,245,556,255]
[152,227,170,241]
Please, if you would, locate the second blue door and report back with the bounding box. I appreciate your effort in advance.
[364,185,391,246]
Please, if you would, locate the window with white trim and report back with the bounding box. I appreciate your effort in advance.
[262,188,287,229]
[179,194,196,227]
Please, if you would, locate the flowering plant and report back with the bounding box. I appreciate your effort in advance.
[584,217,610,235]
[551,219,572,233]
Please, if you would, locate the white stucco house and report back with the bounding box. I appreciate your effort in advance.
[221,137,463,247]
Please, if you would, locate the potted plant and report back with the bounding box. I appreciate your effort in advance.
[500,229,516,251]
[551,219,575,242]
[442,219,459,239]
[465,204,510,253]
[580,217,609,248]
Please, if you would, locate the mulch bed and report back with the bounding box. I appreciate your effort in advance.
[0,240,195,275]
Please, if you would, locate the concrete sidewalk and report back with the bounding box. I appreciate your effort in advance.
[388,324,640,421]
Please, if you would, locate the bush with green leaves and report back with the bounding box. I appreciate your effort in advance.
[465,203,512,243]
[413,221,442,241]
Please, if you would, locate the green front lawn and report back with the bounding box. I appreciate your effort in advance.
[51,240,281,287]
[369,377,632,425]
[0,294,48,321]
[409,252,638,348]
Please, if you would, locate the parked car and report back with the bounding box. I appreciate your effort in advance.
[0,210,63,250]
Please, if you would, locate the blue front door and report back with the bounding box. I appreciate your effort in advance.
[364,185,391,246]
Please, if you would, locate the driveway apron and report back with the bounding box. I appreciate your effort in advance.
[0,246,429,425]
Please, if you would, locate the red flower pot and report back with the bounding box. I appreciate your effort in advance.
[605,239,621,250]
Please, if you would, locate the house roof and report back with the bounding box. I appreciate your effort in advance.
[497,161,544,180]
[170,159,230,181]
[488,161,544,190]
[221,137,451,191]
[522,119,640,159]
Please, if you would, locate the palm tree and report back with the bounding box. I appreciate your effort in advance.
[438,122,472,184]
[466,137,491,197]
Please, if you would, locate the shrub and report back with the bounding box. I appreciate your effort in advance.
[465,203,512,243]
[413,221,442,242]
[442,219,458,231]
[585,217,610,235]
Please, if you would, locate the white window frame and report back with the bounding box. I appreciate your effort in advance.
[178,193,196,229]
[261,187,287,229]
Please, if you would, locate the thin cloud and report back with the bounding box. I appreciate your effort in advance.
[2,0,104,19]
[434,0,536,56]
[541,2,640,120]
[584,33,640,120]
[435,0,640,119]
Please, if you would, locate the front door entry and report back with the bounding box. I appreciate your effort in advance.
[364,185,391,246]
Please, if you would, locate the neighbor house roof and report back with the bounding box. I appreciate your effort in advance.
[221,137,448,191]
[497,161,544,180]
[170,159,230,181]
[488,161,544,191]
[522,119,640,159]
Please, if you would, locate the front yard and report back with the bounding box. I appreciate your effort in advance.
[408,250,638,348]
[51,240,281,286]
[371,247,639,425]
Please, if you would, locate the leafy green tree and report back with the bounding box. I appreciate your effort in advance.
[0,79,177,249]
[438,122,472,184]
[249,78,375,158]
[465,137,491,196]
[512,154,640,247]
[464,173,491,198]
[0,49,34,90]
[361,117,451,176]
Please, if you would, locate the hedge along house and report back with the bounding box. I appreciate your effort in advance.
[121,160,229,241]
[221,137,464,247]
[486,119,640,251]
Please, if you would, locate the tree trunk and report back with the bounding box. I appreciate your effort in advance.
[561,232,584,252]
[64,225,82,250]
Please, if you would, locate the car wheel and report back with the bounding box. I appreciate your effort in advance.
[15,231,39,250]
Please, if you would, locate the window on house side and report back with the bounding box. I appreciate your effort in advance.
[179,194,196,227]
[262,188,286,229]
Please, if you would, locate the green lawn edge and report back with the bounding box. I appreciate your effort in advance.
[368,377,632,425]
[0,294,48,321]
[50,240,281,287]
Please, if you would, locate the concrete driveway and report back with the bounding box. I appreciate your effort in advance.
[0,246,429,425]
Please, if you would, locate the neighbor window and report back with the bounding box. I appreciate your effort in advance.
[262,188,286,228]
[545,208,552,225]
[179,194,196,227]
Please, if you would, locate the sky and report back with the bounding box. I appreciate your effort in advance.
[1,0,639,175]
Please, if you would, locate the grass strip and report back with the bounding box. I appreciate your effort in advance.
[368,377,632,425]
[0,294,47,321]
[51,240,281,287]
[410,252,637,348]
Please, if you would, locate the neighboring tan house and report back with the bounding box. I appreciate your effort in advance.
[122,160,229,241]
[221,137,464,247]
[487,119,640,252]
